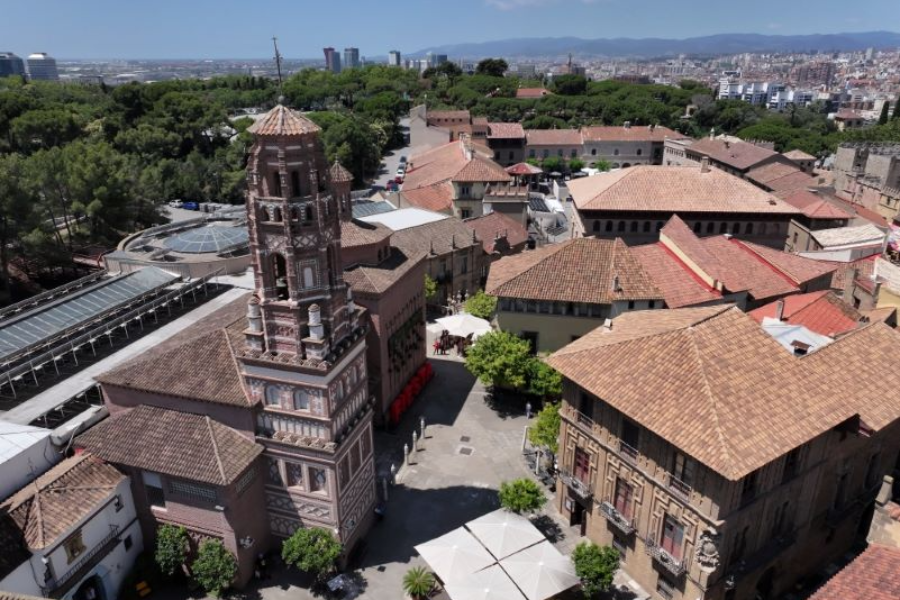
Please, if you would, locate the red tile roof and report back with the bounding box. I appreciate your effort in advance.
[248,105,321,137]
[488,122,527,139]
[749,291,863,336]
[525,129,583,146]
[516,88,552,99]
[830,255,878,289]
[688,138,780,171]
[506,162,543,176]
[454,155,513,183]
[403,141,509,195]
[569,165,800,215]
[330,161,353,183]
[581,125,683,143]
[463,212,529,254]
[781,190,853,220]
[486,238,662,304]
[810,545,900,600]
[344,248,426,295]
[631,243,724,308]
[401,182,454,212]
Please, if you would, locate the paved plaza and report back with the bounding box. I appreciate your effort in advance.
[158,352,647,600]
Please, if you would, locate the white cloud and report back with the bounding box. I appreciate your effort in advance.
[486,0,600,11]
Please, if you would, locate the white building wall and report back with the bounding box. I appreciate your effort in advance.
[0,426,59,499]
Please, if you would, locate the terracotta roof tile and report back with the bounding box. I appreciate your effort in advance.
[330,161,353,183]
[463,212,529,254]
[401,182,454,212]
[569,165,801,214]
[486,238,663,304]
[403,141,509,194]
[247,105,321,137]
[783,149,816,161]
[781,190,853,220]
[810,545,900,600]
[688,138,780,171]
[746,162,803,185]
[549,306,900,479]
[488,123,526,139]
[341,219,392,248]
[1,454,124,550]
[581,125,683,143]
[749,291,862,336]
[454,156,512,183]
[344,248,426,295]
[76,405,263,486]
[525,129,583,146]
[506,162,543,176]
[737,239,839,286]
[830,255,877,289]
[631,243,724,308]
[391,216,481,257]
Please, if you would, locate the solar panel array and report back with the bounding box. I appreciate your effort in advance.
[163,226,249,254]
[0,267,179,362]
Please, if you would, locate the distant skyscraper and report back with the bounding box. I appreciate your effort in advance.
[388,50,401,67]
[26,52,58,81]
[0,52,26,78]
[323,47,341,73]
[432,54,448,67]
[865,47,874,61]
[343,47,360,69]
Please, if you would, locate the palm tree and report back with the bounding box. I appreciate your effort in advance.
[402,566,435,600]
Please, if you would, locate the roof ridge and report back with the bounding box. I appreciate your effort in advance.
[685,324,736,477]
[205,416,228,484]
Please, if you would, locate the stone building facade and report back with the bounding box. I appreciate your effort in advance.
[549,306,900,600]
[833,143,900,218]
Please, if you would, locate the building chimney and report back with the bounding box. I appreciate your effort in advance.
[775,298,785,321]
[700,157,710,173]
[612,274,622,292]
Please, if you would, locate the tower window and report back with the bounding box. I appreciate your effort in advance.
[272,254,289,300]
[291,171,301,197]
[302,266,315,289]
[272,173,282,197]
[305,205,313,222]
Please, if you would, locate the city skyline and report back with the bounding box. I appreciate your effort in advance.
[1,0,897,59]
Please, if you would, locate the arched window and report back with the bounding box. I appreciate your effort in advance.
[614,149,620,156]
[293,390,310,410]
[706,222,715,234]
[643,221,650,233]
[693,221,701,234]
[291,171,301,197]
[719,222,728,234]
[617,221,625,232]
[745,222,754,234]
[622,163,631,168]
[731,222,740,234]
[636,148,643,156]
[760,223,768,235]
[265,386,281,406]
[305,205,313,222]
[302,266,315,289]
[272,173,282,197]
[592,221,601,233]
[291,207,300,221]
[605,221,613,232]
[630,221,638,233]
[272,207,283,222]
[591,148,597,156]
[272,254,289,300]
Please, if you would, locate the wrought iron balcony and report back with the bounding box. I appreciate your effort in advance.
[644,536,686,578]
[665,472,693,501]
[43,525,120,598]
[599,501,635,535]
[619,440,639,464]
[558,467,593,501]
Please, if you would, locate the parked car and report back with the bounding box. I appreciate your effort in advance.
[396,167,406,176]
[183,201,200,211]
[168,200,183,208]
[394,175,403,185]
[399,155,408,164]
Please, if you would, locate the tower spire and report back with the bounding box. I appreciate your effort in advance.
[272,36,284,101]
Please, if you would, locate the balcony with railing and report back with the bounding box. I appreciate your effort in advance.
[43,525,120,598]
[664,472,693,502]
[558,467,593,501]
[561,404,597,435]
[644,536,686,578]
[599,501,635,536]
[619,440,639,465]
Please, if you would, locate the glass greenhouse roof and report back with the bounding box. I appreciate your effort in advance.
[163,225,249,254]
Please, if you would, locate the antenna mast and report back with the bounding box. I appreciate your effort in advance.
[272,36,284,100]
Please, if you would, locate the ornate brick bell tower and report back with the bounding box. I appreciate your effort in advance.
[236,104,377,553]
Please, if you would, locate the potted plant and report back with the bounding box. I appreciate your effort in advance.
[402,566,435,600]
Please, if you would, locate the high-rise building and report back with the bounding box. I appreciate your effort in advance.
[388,50,401,67]
[0,52,26,78]
[343,47,360,69]
[26,52,58,81]
[323,47,341,73]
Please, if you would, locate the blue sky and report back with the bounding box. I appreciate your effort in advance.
[1,0,894,59]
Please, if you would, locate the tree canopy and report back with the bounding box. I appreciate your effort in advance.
[154,524,189,577]
[498,478,547,513]
[282,527,343,580]
[476,58,509,78]
[528,402,562,454]
[464,290,498,319]
[191,539,237,598]
[571,542,620,599]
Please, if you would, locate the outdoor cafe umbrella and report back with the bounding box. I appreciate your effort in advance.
[444,564,526,600]
[434,313,492,339]
[466,509,546,560]
[414,527,496,584]
[499,540,580,600]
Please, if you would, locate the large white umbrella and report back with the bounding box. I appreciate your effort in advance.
[466,509,546,560]
[500,541,580,600]
[445,564,527,600]
[414,527,496,584]
[435,313,492,339]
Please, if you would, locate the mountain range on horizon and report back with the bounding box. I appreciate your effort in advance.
[411,30,900,60]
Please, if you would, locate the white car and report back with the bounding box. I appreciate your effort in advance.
[168,200,184,209]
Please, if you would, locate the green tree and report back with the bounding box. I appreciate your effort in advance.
[476,58,509,78]
[423,62,463,81]
[192,539,237,598]
[541,156,565,173]
[464,290,497,319]
[402,566,436,600]
[10,109,84,153]
[569,157,585,172]
[154,525,189,577]
[571,542,620,599]
[878,102,890,125]
[424,274,438,301]
[528,402,561,454]
[499,478,547,513]
[527,358,562,399]
[465,330,532,389]
[593,159,612,171]
[282,527,343,581]
[554,74,588,96]
[0,153,36,300]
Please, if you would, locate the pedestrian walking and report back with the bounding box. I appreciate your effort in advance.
[525,401,533,419]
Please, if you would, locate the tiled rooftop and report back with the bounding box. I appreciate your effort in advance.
[810,544,900,600]
[247,105,321,137]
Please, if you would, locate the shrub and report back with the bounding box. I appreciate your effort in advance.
[402,566,435,599]
[154,525,188,577]
[282,527,343,581]
[572,541,620,598]
[499,478,546,513]
[191,539,237,598]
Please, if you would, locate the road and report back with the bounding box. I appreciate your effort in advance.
[371,117,411,191]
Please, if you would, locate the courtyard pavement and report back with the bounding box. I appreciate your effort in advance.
[158,352,648,600]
